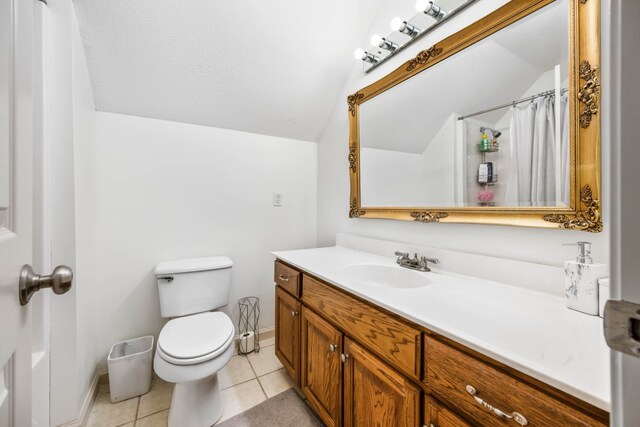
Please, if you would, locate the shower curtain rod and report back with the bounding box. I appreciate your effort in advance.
[457,88,568,121]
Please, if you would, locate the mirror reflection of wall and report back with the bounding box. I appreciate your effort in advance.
[359,0,570,209]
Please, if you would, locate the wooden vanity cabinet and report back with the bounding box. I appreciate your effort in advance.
[302,274,421,381]
[274,260,610,427]
[274,285,300,385]
[301,307,343,427]
[425,335,609,427]
[424,395,472,427]
[343,338,420,427]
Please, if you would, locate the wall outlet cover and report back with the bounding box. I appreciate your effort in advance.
[273,192,282,207]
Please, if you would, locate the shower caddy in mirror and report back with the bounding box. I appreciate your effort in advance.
[347,0,602,232]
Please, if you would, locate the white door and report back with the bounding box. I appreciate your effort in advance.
[0,0,36,424]
[0,0,65,426]
[605,0,640,426]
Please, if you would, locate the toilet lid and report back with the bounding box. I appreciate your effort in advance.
[158,312,234,359]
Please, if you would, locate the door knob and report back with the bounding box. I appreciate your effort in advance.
[19,264,73,305]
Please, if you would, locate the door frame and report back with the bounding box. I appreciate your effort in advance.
[607,0,640,425]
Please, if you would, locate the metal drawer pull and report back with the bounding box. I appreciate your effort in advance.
[341,353,350,363]
[291,310,298,317]
[465,385,528,426]
[278,274,290,282]
[328,344,337,352]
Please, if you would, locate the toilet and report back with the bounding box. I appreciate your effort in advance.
[153,256,235,427]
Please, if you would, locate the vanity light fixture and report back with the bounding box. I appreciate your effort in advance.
[353,0,476,73]
[353,48,380,64]
[370,34,399,52]
[415,0,448,22]
[390,17,421,37]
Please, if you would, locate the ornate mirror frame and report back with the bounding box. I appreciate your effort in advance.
[348,0,602,232]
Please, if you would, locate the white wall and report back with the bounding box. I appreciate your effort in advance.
[420,114,456,205]
[317,0,609,276]
[71,5,98,416]
[46,1,98,425]
[94,113,317,366]
[360,148,424,206]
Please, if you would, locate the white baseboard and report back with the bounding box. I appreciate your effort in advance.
[56,369,106,427]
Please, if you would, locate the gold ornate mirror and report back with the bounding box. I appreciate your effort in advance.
[348,0,601,231]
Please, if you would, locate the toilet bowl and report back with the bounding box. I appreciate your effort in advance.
[154,312,235,427]
[152,256,235,427]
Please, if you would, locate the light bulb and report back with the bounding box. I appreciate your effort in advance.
[416,0,447,21]
[370,34,383,47]
[353,48,365,60]
[390,17,404,32]
[415,0,430,12]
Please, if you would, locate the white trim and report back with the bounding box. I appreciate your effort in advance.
[55,370,105,427]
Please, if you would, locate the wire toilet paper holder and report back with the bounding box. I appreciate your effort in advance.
[238,296,260,354]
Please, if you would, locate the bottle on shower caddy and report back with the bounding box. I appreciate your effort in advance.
[479,132,491,152]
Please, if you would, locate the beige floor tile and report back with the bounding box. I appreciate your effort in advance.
[86,392,138,427]
[246,345,283,377]
[258,368,295,398]
[97,382,111,396]
[219,355,256,389]
[136,409,168,427]
[217,379,266,423]
[138,377,174,418]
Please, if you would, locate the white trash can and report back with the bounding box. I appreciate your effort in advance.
[107,336,154,403]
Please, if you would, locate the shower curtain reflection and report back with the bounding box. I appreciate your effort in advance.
[505,93,570,206]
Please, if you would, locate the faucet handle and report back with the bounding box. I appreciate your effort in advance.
[394,251,409,258]
[421,256,440,265]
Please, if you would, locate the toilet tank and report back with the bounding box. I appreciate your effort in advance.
[154,256,233,318]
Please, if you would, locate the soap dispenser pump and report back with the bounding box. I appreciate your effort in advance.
[563,242,607,315]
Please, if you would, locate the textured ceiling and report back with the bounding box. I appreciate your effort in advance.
[73,0,383,142]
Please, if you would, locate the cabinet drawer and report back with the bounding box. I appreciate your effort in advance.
[274,260,300,297]
[302,274,421,379]
[425,336,607,427]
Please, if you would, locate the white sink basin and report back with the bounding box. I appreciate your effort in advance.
[340,264,431,289]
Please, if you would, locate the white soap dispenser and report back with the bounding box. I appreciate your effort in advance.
[563,242,607,315]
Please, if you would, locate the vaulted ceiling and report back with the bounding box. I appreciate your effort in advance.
[73,0,383,141]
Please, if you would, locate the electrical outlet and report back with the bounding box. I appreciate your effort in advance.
[273,192,282,207]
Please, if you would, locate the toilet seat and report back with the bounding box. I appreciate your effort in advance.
[158,312,234,366]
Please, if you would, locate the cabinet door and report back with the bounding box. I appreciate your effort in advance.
[425,395,471,427]
[275,286,300,385]
[302,307,343,427]
[343,338,420,427]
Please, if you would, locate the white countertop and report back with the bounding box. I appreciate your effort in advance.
[272,245,611,411]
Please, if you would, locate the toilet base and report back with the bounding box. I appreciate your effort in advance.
[168,374,222,427]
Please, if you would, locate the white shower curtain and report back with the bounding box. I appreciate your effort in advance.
[506,94,569,206]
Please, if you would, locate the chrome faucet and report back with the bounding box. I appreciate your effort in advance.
[394,251,439,272]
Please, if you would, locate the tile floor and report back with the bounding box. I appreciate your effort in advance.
[87,337,297,427]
